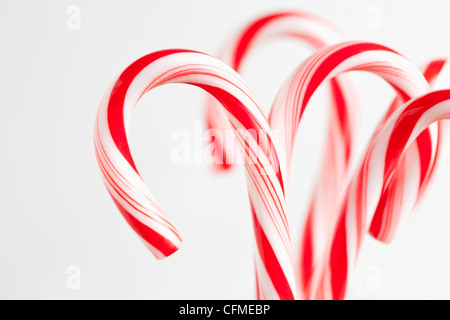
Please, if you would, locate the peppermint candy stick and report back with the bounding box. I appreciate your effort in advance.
[320,89,450,299]
[269,41,431,297]
[94,49,296,299]
[370,59,450,242]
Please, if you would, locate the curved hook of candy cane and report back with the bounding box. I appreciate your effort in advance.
[370,59,450,242]
[94,49,297,299]
[269,41,431,298]
[204,11,358,175]
[321,89,450,300]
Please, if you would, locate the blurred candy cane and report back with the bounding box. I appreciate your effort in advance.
[269,41,432,297]
[318,89,450,299]
[94,49,297,299]
[370,59,450,242]
[206,11,358,172]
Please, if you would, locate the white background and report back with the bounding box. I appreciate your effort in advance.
[1,0,450,299]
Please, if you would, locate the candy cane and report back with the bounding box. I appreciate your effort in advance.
[204,12,360,297]
[369,59,450,242]
[205,11,357,175]
[316,89,450,299]
[94,49,297,299]
[269,41,432,298]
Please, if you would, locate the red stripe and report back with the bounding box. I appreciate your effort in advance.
[416,130,433,185]
[423,59,446,82]
[330,205,348,300]
[206,116,233,170]
[109,193,179,258]
[354,168,366,248]
[251,205,294,300]
[233,12,299,70]
[369,183,389,239]
[301,208,313,292]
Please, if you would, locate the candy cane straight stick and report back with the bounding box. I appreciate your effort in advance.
[94,49,296,299]
[370,59,450,242]
[269,41,432,298]
[319,89,450,300]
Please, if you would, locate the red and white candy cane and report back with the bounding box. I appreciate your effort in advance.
[370,59,450,242]
[269,41,432,298]
[94,49,296,299]
[206,10,358,173]
[317,89,450,299]
[205,12,359,297]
